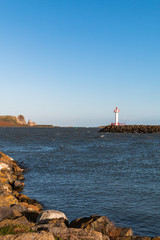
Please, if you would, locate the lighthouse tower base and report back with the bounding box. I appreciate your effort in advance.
[111,122,119,126]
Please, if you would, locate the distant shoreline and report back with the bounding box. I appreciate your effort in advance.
[0,115,55,128]
[0,122,54,128]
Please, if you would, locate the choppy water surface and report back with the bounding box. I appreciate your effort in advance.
[0,127,160,237]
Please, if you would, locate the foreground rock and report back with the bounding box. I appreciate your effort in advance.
[37,209,68,224]
[69,215,115,236]
[109,237,160,240]
[0,152,43,236]
[32,218,68,232]
[100,125,160,133]
[50,227,109,240]
[69,215,133,238]
[0,231,55,240]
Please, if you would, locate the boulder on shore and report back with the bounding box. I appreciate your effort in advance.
[50,227,109,240]
[0,231,55,240]
[69,215,133,238]
[69,215,115,236]
[37,210,68,224]
[0,206,13,222]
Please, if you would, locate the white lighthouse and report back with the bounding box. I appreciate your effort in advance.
[114,107,120,126]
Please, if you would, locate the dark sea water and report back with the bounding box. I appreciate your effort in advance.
[0,127,160,237]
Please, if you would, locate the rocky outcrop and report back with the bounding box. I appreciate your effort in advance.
[0,152,43,235]
[0,151,159,239]
[16,115,26,125]
[27,120,36,126]
[0,115,37,127]
[100,125,160,133]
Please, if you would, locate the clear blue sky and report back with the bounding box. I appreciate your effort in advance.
[0,0,160,126]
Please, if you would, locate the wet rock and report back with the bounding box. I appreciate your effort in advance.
[0,231,55,240]
[13,181,24,191]
[18,175,25,181]
[18,193,37,204]
[69,215,115,236]
[17,193,43,213]
[50,227,109,240]
[118,228,133,237]
[37,210,68,224]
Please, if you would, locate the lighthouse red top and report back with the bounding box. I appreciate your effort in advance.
[114,107,120,113]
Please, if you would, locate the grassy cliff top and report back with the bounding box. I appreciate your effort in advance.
[0,116,17,123]
[0,115,54,128]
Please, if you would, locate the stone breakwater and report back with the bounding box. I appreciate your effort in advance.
[0,152,159,240]
[100,125,160,133]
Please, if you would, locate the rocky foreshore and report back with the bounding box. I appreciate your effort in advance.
[0,152,159,240]
[100,125,160,133]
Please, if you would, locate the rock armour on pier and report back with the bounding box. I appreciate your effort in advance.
[100,125,160,133]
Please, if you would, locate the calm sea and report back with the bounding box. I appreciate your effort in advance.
[0,127,159,237]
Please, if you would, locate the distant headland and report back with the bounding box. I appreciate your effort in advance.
[0,115,54,128]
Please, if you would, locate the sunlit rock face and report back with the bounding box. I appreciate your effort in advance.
[16,115,26,125]
[28,120,36,126]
